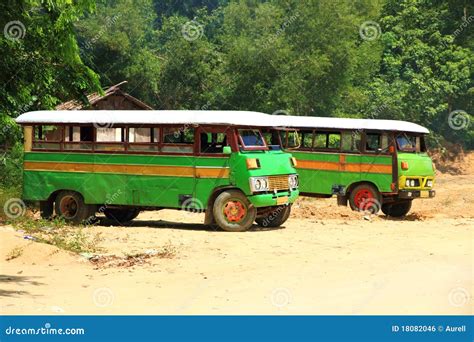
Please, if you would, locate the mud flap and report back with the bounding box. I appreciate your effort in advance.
[337,195,348,207]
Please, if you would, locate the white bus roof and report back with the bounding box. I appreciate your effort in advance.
[273,115,429,134]
[15,110,429,134]
[15,110,276,127]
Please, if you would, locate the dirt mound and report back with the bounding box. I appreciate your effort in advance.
[429,146,473,175]
[292,197,363,220]
[0,228,79,266]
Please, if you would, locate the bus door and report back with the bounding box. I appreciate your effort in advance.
[361,131,394,193]
[339,130,362,194]
[191,126,233,211]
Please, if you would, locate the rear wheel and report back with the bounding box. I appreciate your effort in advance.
[104,208,140,225]
[349,184,381,214]
[54,191,95,224]
[382,200,412,217]
[255,205,292,228]
[213,190,256,232]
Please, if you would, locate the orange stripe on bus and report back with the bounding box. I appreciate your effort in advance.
[296,159,392,174]
[24,161,229,178]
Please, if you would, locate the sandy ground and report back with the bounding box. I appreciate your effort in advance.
[1,159,473,315]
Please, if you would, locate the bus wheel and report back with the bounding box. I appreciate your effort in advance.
[349,184,381,214]
[55,191,95,224]
[381,200,412,217]
[213,190,256,232]
[104,208,140,225]
[255,205,292,228]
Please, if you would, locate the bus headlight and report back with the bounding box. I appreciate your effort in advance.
[427,180,433,187]
[288,174,298,189]
[249,177,269,192]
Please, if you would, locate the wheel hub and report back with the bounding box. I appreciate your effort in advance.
[60,196,78,218]
[354,189,374,210]
[223,200,246,222]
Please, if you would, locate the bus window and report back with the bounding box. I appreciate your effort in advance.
[341,131,361,152]
[328,133,341,149]
[33,125,62,149]
[365,133,381,152]
[64,126,93,150]
[238,129,267,150]
[162,127,194,153]
[396,133,424,152]
[301,130,313,149]
[285,131,300,149]
[96,127,126,151]
[128,127,160,152]
[314,132,341,149]
[314,133,326,148]
[262,130,282,149]
[200,132,228,154]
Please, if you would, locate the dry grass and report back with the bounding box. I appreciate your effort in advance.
[12,216,103,254]
[89,241,178,269]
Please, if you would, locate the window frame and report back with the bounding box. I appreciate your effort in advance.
[126,125,160,154]
[237,128,269,151]
[363,131,392,155]
[32,125,64,150]
[197,126,234,156]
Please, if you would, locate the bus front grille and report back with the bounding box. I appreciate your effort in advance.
[268,175,289,191]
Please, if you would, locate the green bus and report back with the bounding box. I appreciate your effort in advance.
[270,115,435,217]
[16,110,299,232]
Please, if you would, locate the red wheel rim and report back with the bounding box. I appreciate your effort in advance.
[354,189,374,210]
[59,196,78,219]
[223,200,247,222]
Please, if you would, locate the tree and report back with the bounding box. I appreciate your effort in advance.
[76,0,161,107]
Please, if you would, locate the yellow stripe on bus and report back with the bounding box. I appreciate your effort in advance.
[24,161,230,178]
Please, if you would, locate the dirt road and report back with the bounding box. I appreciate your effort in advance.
[1,165,472,315]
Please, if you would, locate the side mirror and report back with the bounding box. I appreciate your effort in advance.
[223,146,232,154]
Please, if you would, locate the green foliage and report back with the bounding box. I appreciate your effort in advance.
[76,0,162,107]
[1,0,473,172]
[0,143,23,190]
[0,0,101,124]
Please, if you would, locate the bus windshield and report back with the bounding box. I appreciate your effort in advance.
[396,133,424,152]
[238,129,267,150]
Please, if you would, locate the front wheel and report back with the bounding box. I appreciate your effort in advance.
[255,205,292,228]
[55,191,95,224]
[213,190,256,232]
[349,184,381,214]
[382,200,412,217]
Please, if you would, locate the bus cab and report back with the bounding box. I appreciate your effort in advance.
[15,110,299,231]
[272,115,435,217]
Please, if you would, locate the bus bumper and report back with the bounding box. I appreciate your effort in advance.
[248,189,299,208]
[398,189,436,199]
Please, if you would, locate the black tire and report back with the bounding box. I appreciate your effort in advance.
[54,191,95,224]
[255,205,292,228]
[40,200,54,219]
[212,190,256,232]
[348,183,381,214]
[104,208,140,225]
[382,200,412,217]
